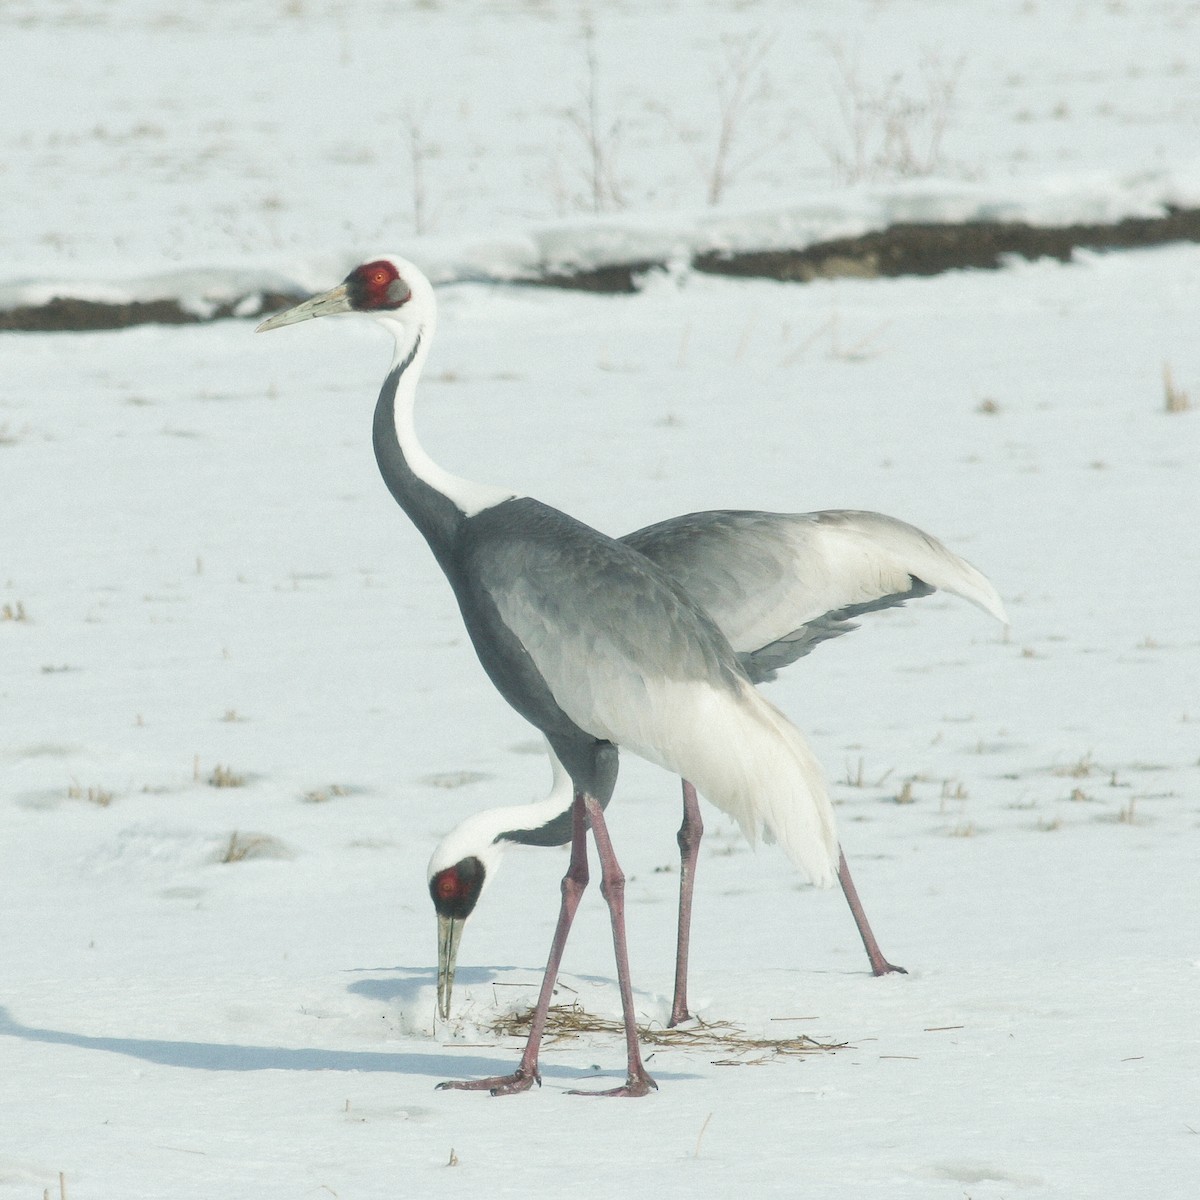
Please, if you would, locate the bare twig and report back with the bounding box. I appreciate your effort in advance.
[814,42,964,184]
[707,32,779,205]
[560,19,626,213]
[400,100,435,235]
[651,32,784,207]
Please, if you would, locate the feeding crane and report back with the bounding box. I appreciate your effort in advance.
[429,508,1006,1024]
[258,257,842,1098]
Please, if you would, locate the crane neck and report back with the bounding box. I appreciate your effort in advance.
[371,318,515,554]
[427,746,578,880]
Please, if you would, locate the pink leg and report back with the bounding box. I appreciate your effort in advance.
[438,793,591,1096]
[839,847,906,976]
[567,794,657,1097]
[668,779,703,1027]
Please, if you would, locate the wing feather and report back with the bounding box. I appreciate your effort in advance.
[624,509,1006,681]
[471,500,838,885]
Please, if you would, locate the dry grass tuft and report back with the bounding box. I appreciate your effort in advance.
[208,763,245,788]
[485,1002,843,1060]
[844,756,894,789]
[1163,364,1192,413]
[1115,797,1139,825]
[67,781,113,807]
[940,779,969,802]
[218,831,290,863]
[1,601,29,622]
[1052,752,1096,779]
[302,783,350,804]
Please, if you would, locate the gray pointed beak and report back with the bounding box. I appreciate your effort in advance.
[256,282,352,332]
[437,913,465,1020]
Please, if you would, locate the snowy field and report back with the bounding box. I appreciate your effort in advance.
[3,2,1200,1198]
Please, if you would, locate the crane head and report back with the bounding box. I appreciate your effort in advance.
[429,855,488,1020]
[256,257,421,331]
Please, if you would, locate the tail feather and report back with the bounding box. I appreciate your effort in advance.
[625,679,838,888]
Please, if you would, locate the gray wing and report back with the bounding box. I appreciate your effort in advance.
[623,509,1006,684]
[462,499,841,882]
[465,498,744,750]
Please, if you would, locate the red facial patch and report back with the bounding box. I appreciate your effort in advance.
[346,259,411,311]
[429,856,486,919]
[435,867,467,902]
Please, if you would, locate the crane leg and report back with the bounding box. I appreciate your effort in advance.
[839,847,906,976]
[437,793,592,1096]
[668,779,703,1027]
[567,793,657,1097]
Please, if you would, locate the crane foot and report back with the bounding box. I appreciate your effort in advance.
[436,1067,540,1097]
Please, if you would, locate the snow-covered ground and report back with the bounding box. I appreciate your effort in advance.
[2,3,1199,1198]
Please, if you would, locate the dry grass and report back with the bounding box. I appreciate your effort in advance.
[843,756,894,789]
[208,763,245,788]
[1,601,29,622]
[67,781,113,807]
[816,43,964,185]
[1115,796,1139,825]
[218,831,290,863]
[1052,752,1097,779]
[940,778,968,802]
[485,1002,843,1061]
[302,783,349,804]
[1163,363,1192,413]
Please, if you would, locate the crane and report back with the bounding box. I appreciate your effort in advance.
[258,257,841,1097]
[429,508,1006,1024]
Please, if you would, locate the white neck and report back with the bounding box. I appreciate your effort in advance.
[380,306,516,519]
[426,743,575,879]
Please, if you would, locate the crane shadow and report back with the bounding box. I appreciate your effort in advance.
[0,1003,580,1083]
[0,996,698,1086]
[346,963,619,1006]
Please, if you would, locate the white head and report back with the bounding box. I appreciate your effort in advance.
[256,255,436,350]
[257,254,515,518]
[426,819,510,1023]
[425,746,575,1020]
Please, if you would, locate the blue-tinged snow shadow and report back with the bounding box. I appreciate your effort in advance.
[0,1003,573,1082]
[0,1003,698,1085]
[346,963,617,1006]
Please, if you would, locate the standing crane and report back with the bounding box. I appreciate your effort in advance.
[429,509,1006,1024]
[258,257,840,1097]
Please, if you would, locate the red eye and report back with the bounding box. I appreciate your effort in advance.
[437,871,461,900]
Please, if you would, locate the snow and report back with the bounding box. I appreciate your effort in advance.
[2,2,1199,1198]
